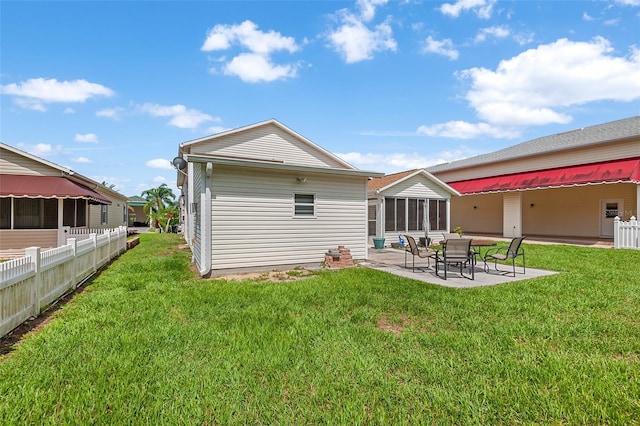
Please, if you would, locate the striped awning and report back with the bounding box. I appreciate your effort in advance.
[449,157,640,195]
[0,175,111,204]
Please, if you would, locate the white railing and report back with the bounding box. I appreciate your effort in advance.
[0,226,127,338]
[614,216,639,250]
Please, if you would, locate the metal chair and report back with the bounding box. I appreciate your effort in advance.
[403,235,435,272]
[434,238,475,280]
[483,236,526,277]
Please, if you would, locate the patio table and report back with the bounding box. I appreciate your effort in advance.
[438,239,497,267]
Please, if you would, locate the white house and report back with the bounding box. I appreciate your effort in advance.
[174,119,383,276]
[367,169,460,247]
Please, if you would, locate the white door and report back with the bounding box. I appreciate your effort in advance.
[600,199,623,237]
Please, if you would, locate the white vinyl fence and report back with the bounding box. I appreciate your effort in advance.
[613,216,639,250]
[0,226,127,338]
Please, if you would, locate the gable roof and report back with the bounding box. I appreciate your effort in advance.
[368,169,460,196]
[425,116,640,174]
[179,118,356,170]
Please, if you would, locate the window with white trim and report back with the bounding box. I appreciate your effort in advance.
[294,194,315,217]
[101,205,108,225]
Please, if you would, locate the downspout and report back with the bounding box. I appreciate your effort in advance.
[199,162,212,276]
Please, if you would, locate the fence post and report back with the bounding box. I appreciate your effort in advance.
[631,216,638,249]
[25,247,41,317]
[613,216,620,249]
[90,233,97,273]
[68,238,78,288]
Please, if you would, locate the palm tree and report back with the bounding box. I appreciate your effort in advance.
[141,184,176,229]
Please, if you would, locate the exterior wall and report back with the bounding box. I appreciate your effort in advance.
[451,183,637,238]
[208,165,367,270]
[88,197,128,228]
[381,174,452,199]
[434,139,639,182]
[450,193,503,235]
[0,230,57,251]
[190,123,347,169]
[0,148,60,176]
[521,184,637,238]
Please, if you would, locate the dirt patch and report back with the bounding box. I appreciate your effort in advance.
[215,268,318,283]
[377,313,410,335]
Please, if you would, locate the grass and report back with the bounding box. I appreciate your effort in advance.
[1,233,639,424]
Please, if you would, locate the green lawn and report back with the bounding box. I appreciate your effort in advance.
[1,233,639,424]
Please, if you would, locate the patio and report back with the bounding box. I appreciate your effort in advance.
[362,246,557,289]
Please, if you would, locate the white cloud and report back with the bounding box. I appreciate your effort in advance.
[327,1,396,64]
[146,158,174,170]
[474,25,510,43]
[16,143,64,158]
[224,53,298,83]
[202,20,300,83]
[615,0,640,5]
[422,36,459,60]
[439,0,497,19]
[153,176,168,184]
[417,121,520,139]
[336,147,478,173]
[457,37,640,127]
[96,107,125,120]
[0,78,114,111]
[64,107,76,114]
[72,156,92,164]
[74,133,98,143]
[139,103,219,129]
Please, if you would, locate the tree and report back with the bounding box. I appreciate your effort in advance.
[141,184,176,229]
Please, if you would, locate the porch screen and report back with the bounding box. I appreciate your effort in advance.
[385,198,445,232]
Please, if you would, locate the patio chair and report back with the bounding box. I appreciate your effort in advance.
[403,235,435,272]
[443,232,461,240]
[434,238,475,280]
[483,236,526,277]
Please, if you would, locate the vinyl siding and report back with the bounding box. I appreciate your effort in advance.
[191,124,347,168]
[88,197,128,228]
[208,166,367,270]
[0,148,61,176]
[380,174,451,199]
[434,139,640,183]
[0,230,57,250]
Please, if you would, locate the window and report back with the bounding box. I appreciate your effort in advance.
[14,198,58,229]
[386,197,447,232]
[101,205,108,225]
[63,199,87,227]
[429,199,447,231]
[0,198,10,229]
[294,194,315,216]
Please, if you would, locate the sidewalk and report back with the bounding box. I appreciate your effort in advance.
[362,248,557,289]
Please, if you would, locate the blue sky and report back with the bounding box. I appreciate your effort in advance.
[2,0,639,197]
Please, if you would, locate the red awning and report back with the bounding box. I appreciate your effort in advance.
[449,157,640,195]
[0,175,111,204]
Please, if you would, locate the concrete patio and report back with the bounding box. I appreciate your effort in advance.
[361,247,558,289]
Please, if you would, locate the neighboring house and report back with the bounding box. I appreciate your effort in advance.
[0,142,128,251]
[127,195,148,227]
[174,119,383,276]
[425,116,640,240]
[367,169,460,245]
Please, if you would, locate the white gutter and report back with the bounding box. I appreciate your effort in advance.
[199,162,213,276]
